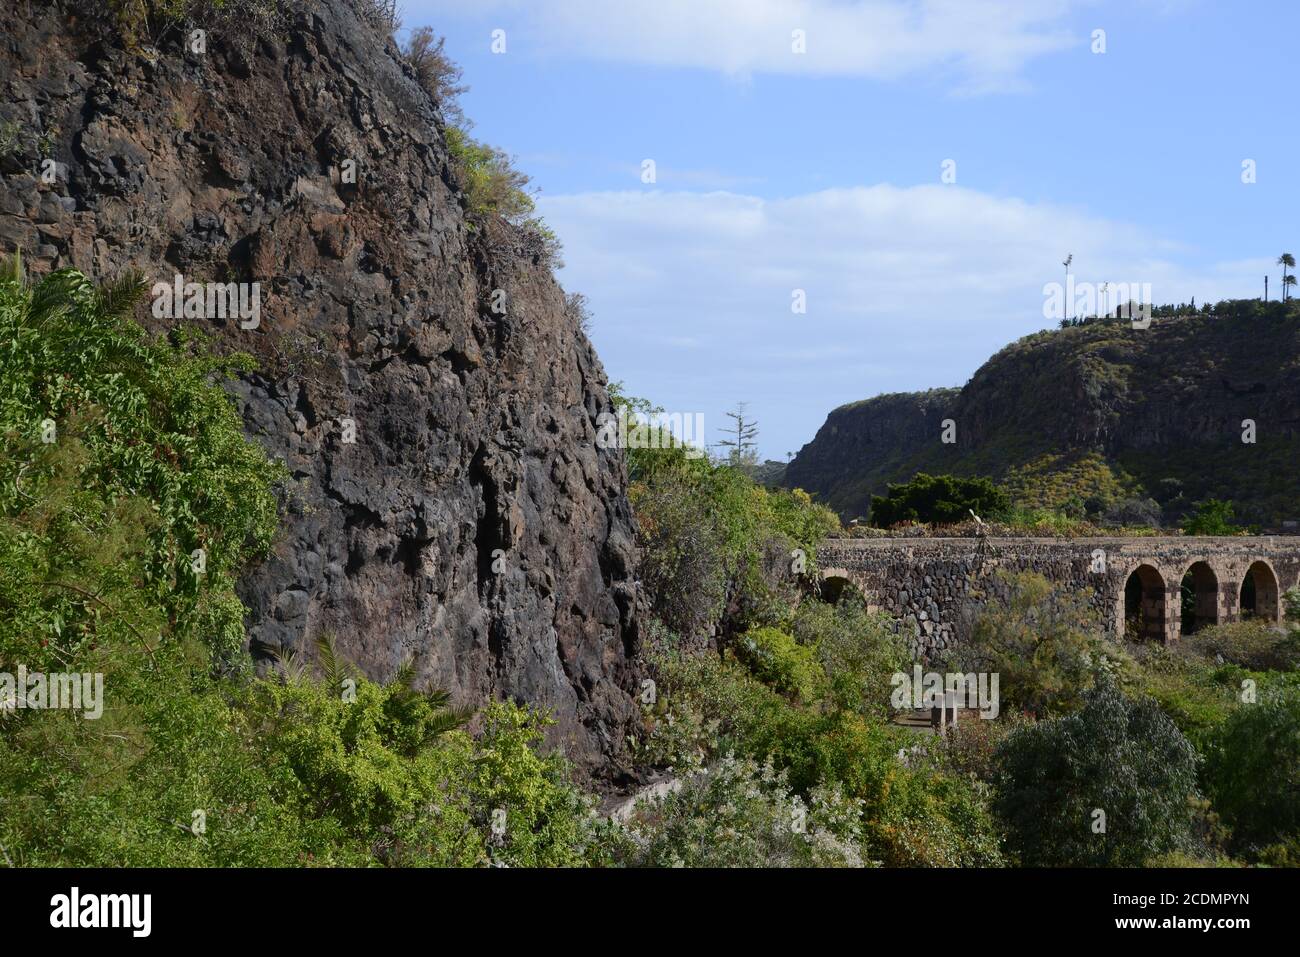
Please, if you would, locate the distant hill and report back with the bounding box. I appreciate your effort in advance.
[785,304,1300,526]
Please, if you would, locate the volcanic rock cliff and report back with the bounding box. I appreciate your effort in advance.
[787,313,1300,526]
[0,0,642,776]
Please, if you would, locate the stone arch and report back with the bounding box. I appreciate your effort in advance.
[1239,559,1280,622]
[819,569,866,607]
[1179,561,1219,635]
[1122,563,1167,642]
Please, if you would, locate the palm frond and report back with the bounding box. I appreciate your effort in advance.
[422,687,453,710]
[94,270,148,321]
[27,270,93,327]
[381,658,473,748]
[421,705,474,743]
[265,642,310,684]
[313,631,354,690]
[387,658,418,694]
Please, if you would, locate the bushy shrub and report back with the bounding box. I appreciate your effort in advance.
[621,388,838,642]
[1133,644,1241,749]
[934,710,1030,783]
[641,638,813,777]
[1179,620,1300,672]
[1202,687,1300,854]
[1255,838,1300,867]
[444,126,535,223]
[631,468,731,640]
[0,258,284,673]
[734,626,825,703]
[954,571,1134,717]
[993,678,1199,866]
[1103,496,1162,528]
[1285,586,1300,623]
[467,701,609,867]
[404,26,468,126]
[792,599,909,718]
[1181,498,1241,535]
[867,769,1005,867]
[611,755,868,868]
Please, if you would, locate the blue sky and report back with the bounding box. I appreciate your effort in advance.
[401,0,1299,461]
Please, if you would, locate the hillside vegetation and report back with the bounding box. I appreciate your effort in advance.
[786,303,1300,526]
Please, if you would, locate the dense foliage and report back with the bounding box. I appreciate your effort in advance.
[869,472,1009,527]
[1181,498,1244,535]
[1202,687,1300,857]
[0,261,603,867]
[950,571,1135,717]
[993,678,1200,866]
[615,387,839,642]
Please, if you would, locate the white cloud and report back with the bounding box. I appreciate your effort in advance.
[539,184,1268,457]
[410,0,1084,91]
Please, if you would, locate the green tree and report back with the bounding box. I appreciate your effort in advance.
[618,390,837,641]
[869,472,1009,527]
[954,571,1133,717]
[1180,498,1240,535]
[993,677,1200,866]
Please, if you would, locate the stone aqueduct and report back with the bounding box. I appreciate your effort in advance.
[817,537,1300,659]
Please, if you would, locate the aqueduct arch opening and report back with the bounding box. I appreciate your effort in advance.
[1123,563,1166,642]
[1239,560,1280,622]
[820,571,866,607]
[1180,561,1219,635]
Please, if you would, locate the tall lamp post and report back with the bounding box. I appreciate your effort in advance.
[1062,254,1073,323]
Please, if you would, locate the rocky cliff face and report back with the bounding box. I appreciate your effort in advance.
[788,315,1300,525]
[785,389,958,521]
[0,0,642,777]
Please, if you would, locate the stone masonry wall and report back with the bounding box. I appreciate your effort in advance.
[819,536,1300,661]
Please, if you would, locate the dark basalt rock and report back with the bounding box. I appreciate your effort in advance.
[0,0,643,778]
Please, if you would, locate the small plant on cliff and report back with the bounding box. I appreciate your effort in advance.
[401,30,558,263]
[0,120,21,161]
[109,0,287,47]
[403,26,469,126]
[444,126,536,223]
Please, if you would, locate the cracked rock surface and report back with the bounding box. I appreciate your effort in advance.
[0,0,643,778]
